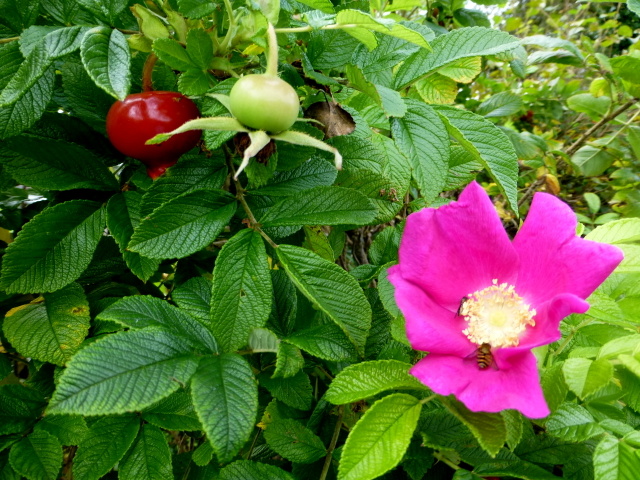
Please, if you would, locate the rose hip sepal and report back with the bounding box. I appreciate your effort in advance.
[106,91,201,179]
[388,181,623,418]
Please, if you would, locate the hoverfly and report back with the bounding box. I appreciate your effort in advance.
[457,296,469,316]
[475,343,496,370]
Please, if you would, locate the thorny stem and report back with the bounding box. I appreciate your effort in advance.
[224,148,279,249]
[266,23,279,77]
[218,0,237,52]
[566,99,637,156]
[142,53,158,92]
[319,406,344,480]
[0,36,19,44]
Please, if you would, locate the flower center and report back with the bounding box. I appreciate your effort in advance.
[460,279,536,348]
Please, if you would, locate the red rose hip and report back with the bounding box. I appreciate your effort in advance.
[106,91,201,179]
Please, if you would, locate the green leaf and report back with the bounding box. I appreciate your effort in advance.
[476,91,524,118]
[391,99,449,202]
[267,270,298,337]
[441,397,507,458]
[0,49,54,139]
[106,192,160,282]
[8,430,61,480]
[153,37,195,71]
[336,10,430,50]
[277,244,371,357]
[3,283,90,366]
[273,343,305,379]
[260,370,314,411]
[172,276,212,323]
[1,135,118,191]
[251,157,337,197]
[338,393,422,480]
[395,27,521,88]
[326,360,425,404]
[571,145,618,177]
[80,26,130,100]
[545,403,605,442]
[142,390,202,431]
[119,424,172,480]
[191,354,258,464]
[302,225,335,262]
[369,227,401,265]
[435,105,519,212]
[0,42,23,90]
[77,0,128,23]
[586,218,640,244]
[414,73,458,104]
[219,460,295,480]
[562,357,614,399]
[96,295,218,354]
[296,0,335,13]
[129,189,236,260]
[72,414,140,480]
[192,441,214,467]
[264,418,326,464]
[210,229,272,352]
[285,324,358,362]
[33,415,88,447]
[178,67,212,95]
[593,435,639,480]
[0,200,105,294]
[0,385,46,436]
[567,94,611,121]
[598,335,640,360]
[186,28,214,70]
[48,329,200,415]
[139,155,227,216]
[260,186,378,227]
[248,328,279,353]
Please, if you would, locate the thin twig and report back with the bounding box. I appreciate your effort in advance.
[0,36,19,44]
[517,177,545,208]
[566,99,637,156]
[319,406,344,480]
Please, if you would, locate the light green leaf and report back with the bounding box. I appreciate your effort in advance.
[338,393,421,480]
[178,67,212,95]
[277,244,371,357]
[186,28,214,70]
[191,354,258,464]
[593,435,639,480]
[273,343,305,378]
[210,229,272,352]
[435,105,519,212]
[153,37,195,71]
[414,73,458,104]
[1,135,119,191]
[264,418,326,464]
[438,56,483,83]
[296,0,335,13]
[0,201,105,294]
[219,460,295,480]
[80,27,130,100]
[129,189,236,259]
[586,218,640,244]
[391,99,449,202]
[619,354,640,378]
[441,397,507,458]
[3,283,90,366]
[546,403,605,442]
[0,45,52,107]
[142,390,202,432]
[326,360,425,404]
[73,414,140,480]
[106,192,160,282]
[248,328,279,353]
[611,55,640,84]
[395,27,521,88]
[571,145,618,177]
[260,186,377,227]
[48,329,200,415]
[96,295,217,354]
[119,424,172,480]
[476,91,524,118]
[336,10,430,50]
[285,324,358,362]
[562,357,614,399]
[8,430,61,480]
[567,94,611,120]
[598,335,640,360]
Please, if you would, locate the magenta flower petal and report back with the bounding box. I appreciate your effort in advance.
[397,181,518,311]
[411,350,550,418]
[513,192,624,306]
[388,267,473,357]
[519,293,590,349]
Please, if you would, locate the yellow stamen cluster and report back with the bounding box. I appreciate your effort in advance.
[460,279,536,348]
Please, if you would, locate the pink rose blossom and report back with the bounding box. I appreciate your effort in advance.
[388,182,623,418]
